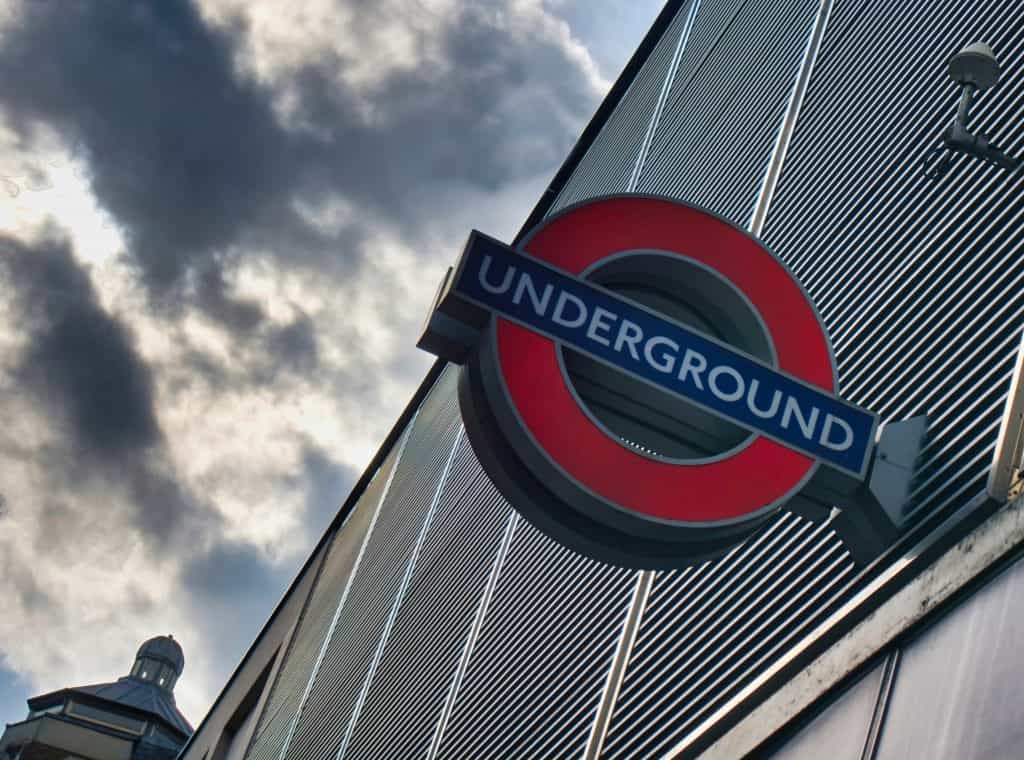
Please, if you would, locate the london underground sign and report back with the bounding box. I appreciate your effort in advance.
[455,232,875,477]
[419,196,908,568]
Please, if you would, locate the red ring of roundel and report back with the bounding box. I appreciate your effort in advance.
[495,197,836,524]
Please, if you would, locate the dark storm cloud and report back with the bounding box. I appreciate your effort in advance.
[181,539,282,600]
[0,0,599,322]
[1,556,58,617]
[289,5,598,234]
[125,459,211,542]
[178,446,353,670]
[0,0,302,303]
[0,236,206,543]
[3,236,160,454]
[0,0,620,726]
[268,312,320,375]
[32,498,85,559]
[193,261,267,335]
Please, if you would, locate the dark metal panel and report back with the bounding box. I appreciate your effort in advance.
[874,556,1024,759]
[603,514,855,758]
[635,0,819,225]
[180,358,451,760]
[243,444,401,760]
[763,0,1024,519]
[599,0,1024,756]
[236,1,1024,758]
[767,659,884,760]
[282,369,462,760]
[436,520,636,759]
[663,0,745,88]
[342,434,512,758]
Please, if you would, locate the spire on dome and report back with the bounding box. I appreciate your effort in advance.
[129,634,184,691]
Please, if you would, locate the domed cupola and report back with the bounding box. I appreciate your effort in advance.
[4,635,192,759]
[129,634,184,691]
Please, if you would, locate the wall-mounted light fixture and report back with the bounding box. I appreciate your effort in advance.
[922,43,1020,179]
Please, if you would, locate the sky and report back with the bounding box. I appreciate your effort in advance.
[0,0,662,728]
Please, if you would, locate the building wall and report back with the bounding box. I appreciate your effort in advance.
[769,549,1024,760]
[182,539,329,760]
[181,0,1024,757]
[0,715,133,760]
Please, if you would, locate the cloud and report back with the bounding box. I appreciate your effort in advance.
[1,234,209,545]
[3,235,161,455]
[0,1,303,304]
[179,539,293,688]
[0,659,32,726]
[192,261,268,336]
[267,312,319,376]
[0,546,58,619]
[542,0,665,81]
[0,0,604,316]
[181,539,280,601]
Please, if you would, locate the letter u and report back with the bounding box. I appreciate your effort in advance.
[478,255,516,294]
[747,379,782,419]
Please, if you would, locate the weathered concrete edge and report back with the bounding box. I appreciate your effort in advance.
[669,492,1024,759]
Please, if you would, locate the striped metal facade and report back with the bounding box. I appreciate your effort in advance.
[245,438,403,760]
[281,372,462,760]
[552,0,696,208]
[231,0,1024,757]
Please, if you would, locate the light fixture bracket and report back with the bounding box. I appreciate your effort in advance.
[922,43,1020,180]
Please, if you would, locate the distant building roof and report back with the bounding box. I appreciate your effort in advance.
[27,634,193,738]
[6,636,193,760]
[70,676,193,737]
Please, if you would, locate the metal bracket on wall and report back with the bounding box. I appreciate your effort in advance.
[791,415,929,565]
[922,43,1021,180]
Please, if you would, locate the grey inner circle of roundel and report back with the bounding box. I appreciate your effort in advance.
[559,250,779,464]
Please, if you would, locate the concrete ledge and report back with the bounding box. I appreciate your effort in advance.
[662,493,1024,758]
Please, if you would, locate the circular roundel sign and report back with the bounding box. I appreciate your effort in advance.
[420,195,875,568]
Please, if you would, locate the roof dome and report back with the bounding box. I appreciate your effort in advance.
[26,635,194,740]
[135,635,184,677]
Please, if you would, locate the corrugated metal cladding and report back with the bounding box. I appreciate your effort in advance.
[343,429,510,757]
[242,366,636,759]
[633,0,818,225]
[603,514,857,758]
[764,0,1024,519]
[280,372,461,760]
[230,0,1024,757]
[551,0,693,209]
[245,442,401,760]
[601,0,1024,755]
[436,522,635,759]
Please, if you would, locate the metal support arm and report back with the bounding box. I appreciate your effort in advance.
[791,416,929,565]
